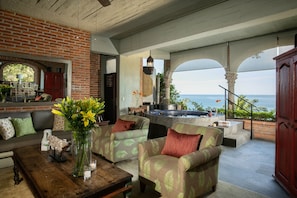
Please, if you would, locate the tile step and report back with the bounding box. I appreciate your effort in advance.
[222,129,251,148]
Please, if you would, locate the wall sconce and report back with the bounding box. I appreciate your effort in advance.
[143,51,154,75]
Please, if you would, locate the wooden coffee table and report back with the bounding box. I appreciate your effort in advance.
[13,145,133,198]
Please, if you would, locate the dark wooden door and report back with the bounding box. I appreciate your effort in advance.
[104,73,117,124]
[292,54,297,196]
[44,72,64,100]
[275,48,297,197]
[276,59,291,189]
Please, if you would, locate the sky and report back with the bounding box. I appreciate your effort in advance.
[171,68,275,95]
[153,46,294,95]
[154,60,276,95]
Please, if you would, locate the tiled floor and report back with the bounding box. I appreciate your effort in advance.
[219,139,289,198]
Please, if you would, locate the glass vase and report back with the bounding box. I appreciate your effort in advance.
[72,130,92,177]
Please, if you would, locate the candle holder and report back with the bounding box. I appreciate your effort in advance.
[90,160,97,171]
[84,166,91,181]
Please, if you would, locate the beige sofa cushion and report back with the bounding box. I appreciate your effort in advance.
[0,118,15,140]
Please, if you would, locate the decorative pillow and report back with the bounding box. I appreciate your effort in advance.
[53,114,65,131]
[0,118,15,140]
[35,95,42,101]
[32,110,54,131]
[11,117,36,137]
[112,119,136,133]
[161,128,202,158]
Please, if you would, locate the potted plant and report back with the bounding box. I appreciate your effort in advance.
[0,84,12,102]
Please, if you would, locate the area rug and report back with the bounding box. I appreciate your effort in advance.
[0,159,267,198]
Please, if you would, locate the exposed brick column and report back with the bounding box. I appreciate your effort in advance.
[90,52,101,98]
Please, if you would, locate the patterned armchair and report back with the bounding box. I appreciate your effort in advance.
[138,123,223,198]
[92,115,150,163]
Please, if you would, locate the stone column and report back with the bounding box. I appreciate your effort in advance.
[225,71,237,118]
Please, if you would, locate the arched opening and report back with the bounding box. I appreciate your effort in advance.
[172,59,226,110]
[1,63,39,102]
[0,53,71,103]
[235,45,294,111]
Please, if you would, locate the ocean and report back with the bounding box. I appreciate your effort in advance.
[179,94,276,111]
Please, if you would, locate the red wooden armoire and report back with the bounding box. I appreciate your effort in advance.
[274,47,297,197]
[44,72,64,100]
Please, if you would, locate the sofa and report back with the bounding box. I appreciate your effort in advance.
[0,110,72,166]
[138,122,223,198]
[92,114,150,163]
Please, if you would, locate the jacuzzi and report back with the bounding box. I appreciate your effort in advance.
[145,109,224,128]
[149,109,209,117]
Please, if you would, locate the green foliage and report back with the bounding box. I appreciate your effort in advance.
[0,84,12,100]
[158,73,180,104]
[236,95,260,111]
[3,64,34,82]
[230,94,275,121]
[169,84,180,104]
[228,109,275,121]
[177,98,189,110]
[0,84,12,93]
[217,107,225,114]
[253,111,275,121]
[158,73,166,102]
[190,101,204,111]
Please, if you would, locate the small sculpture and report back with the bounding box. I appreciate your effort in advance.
[48,135,70,162]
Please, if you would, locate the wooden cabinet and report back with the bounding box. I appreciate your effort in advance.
[274,48,297,197]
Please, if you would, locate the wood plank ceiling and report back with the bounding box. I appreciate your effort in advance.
[0,0,227,39]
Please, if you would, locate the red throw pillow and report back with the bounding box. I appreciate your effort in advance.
[161,128,201,158]
[35,95,42,101]
[112,119,136,133]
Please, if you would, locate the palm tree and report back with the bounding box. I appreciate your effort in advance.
[236,95,258,111]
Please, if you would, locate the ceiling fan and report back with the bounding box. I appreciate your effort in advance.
[98,0,111,7]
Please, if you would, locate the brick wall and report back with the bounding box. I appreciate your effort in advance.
[90,52,101,98]
[0,10,91,99]
[0,104,54,112]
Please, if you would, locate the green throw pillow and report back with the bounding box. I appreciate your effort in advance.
[11,117,36,137]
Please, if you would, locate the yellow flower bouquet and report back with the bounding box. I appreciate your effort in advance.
[52,97,105,132]
[52,97,105,177]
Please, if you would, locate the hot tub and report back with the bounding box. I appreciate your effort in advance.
[149,109,209,117]
[145,109,224,128]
